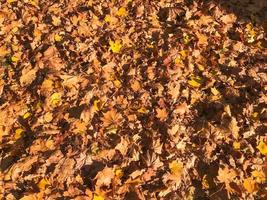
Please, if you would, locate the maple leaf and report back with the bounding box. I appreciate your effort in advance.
[95,167,115,187]
[169,160,183,176]
[252,170,266,183]
[217,166,239,196]
[101,109,123,128]
[243,177,258,193]
[116,7,128,17]
[217,166,237,184]
[156,108,168,121]
[109,40,122,53]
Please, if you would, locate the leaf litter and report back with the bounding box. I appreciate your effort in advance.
[0,0,267,199]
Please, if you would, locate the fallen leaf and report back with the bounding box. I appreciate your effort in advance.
[229,117,239,139]
[243,177,258,193]
[252,170,266,183]
[20,68,38,86]
[156,108,168,121]
[95,167,115,187]
[116,7,128,17]
[50,92,62,107]
[109,40,122,53]
[169,160,183,176]
[257,140,267,156]
[38,178,50,190]
[101,109,123,128]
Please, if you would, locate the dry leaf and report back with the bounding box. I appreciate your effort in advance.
[20,68,38,86]
[95,167,115,187]
[229,117,239,139]
[257,140,267,156]
[243,177,258,193]
[156,108,168,121]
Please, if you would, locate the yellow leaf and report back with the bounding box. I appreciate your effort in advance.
[246,23,256,43]
[169,160,183,176]
[116,7,128,17]
[115,168,123,178]
[188,77,201,88]
[109,40,122,53]
[45,139,55,150]
[87,0,93,6]
[11,56,19,62]
[93,194,104,200]
[197,64,205,71]
[93,100,101,111]
[12,26,18,33]
[252,170,266,183]
[104,15,112,23]
[243,177,258,193]
[233,141,240,150]
[137,107,148,114]
[54,34,62,42]
[257,140,267,156]
[211,87,220,96]
[183,34,190,44]
[15,128,24,140]
[7,0,16,3]
[29,0,38,6]
[174,57,182,65]
[22,112,31,119]
[113,79,121,88]
[38,178,50,190]
[50,92,61,107]
[104,15,117,24]
[179,50,188,60]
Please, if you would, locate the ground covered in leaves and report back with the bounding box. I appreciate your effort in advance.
[0,0,267,199]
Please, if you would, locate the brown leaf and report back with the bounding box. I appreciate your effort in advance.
[20,67,38,86]
[95,167,115,188]
[156,108,168,121]
[101,109,123,128]
[217,166,237,184]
